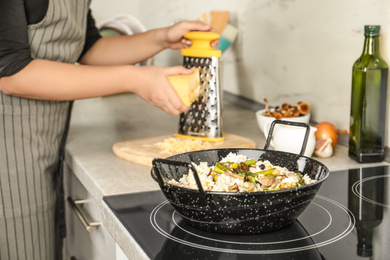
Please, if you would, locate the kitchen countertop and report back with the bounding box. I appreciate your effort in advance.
[64,93,389,260]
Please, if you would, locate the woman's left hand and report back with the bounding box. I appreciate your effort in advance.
[163,20,219,50]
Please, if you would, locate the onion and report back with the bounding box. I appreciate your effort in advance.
[315,121,346,148]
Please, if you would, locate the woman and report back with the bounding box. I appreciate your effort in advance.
[0,1,216,259]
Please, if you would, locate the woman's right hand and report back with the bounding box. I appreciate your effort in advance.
[129,65,194,115]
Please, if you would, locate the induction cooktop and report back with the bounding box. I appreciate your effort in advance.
[104,165,390,260]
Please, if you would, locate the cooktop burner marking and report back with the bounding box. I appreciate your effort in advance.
[309,195,355,249]
[150,195,355,254]
[170,200,332,245]
[352,175,390,208]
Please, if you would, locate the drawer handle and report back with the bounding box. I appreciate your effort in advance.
[67,197,101,232]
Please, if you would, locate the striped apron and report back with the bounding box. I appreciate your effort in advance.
[0,1,91,259]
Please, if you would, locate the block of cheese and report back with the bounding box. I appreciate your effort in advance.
[168,68,201,106]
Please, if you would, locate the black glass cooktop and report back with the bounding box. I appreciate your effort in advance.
[104,165,390,260]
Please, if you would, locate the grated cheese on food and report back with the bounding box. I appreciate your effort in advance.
[155,137,212,155]
[168,152,318,192]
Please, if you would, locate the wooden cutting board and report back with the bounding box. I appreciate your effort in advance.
[113,133,257,166]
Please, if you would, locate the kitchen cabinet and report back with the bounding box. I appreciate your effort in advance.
[63,162,118,260]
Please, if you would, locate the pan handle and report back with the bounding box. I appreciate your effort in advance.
[150,167,160,183]
[263,120,311,156]
[152,158,205,194]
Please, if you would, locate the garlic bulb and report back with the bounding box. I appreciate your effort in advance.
[314,138,333,158]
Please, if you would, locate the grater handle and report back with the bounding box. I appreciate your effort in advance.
[181,31,221,58]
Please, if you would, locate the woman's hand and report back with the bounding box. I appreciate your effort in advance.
[129,65,194,115]
[80,20,218,67]
[163,20,219,50]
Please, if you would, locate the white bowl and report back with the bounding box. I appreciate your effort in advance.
[256,109,311,136]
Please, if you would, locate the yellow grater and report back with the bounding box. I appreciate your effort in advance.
[176,31,224,142]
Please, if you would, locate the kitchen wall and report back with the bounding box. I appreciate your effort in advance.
[90,0,390,147]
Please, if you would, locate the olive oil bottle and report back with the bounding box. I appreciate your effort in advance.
[349,25,389,163]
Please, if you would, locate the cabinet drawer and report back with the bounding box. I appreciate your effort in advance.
[64,163,116,260]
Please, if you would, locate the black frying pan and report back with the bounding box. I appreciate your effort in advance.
[151,121,329,234]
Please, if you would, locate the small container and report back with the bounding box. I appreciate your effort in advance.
[176,32,224,142]
[256,109,311,135]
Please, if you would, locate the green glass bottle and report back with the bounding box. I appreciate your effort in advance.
[349,25,389,163]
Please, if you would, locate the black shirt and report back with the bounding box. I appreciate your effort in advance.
[0,0,101,77]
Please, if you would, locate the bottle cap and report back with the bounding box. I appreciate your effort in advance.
[364,25,380,36]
